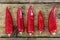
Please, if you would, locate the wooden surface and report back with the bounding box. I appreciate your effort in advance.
[0,0,60,2]
[0,38,60,40]
[0,4,60,37]
[0,0,60,39]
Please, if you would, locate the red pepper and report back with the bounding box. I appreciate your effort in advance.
[27,6,34,35]
[38,11,44,33]
[5,7,13,35]
[48,5,57,35]
[17,6,24,34]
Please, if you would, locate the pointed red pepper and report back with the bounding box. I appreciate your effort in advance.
[27,6,34,35]
[5,7,13,36]
[48,5,57,35]
[38,11,44,33]
[17,6,24,35]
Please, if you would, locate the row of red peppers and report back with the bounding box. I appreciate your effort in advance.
[5,5,57,36]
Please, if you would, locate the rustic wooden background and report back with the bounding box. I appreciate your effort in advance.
[0,0,60,2]
[0,0,60,40]
[0,38,60,40]
[0,4,60,37]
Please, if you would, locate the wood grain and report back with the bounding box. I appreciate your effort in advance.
[0,0,60,2]
[0,4,60,37]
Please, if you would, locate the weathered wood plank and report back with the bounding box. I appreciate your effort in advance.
[0,38,28,40]
[0,4,60,37]
[0,0,60,2]
[36,38,60,40]
[0,38,60,40]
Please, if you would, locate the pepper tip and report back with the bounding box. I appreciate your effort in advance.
[29,5,32,10]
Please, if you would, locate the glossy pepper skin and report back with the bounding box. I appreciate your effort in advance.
[38,11,44,33]
[27,6,34,34]
[48,5,57,35]
[5,7,13,34]
[17,6,24,33]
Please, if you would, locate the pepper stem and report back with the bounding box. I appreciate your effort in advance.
[8,34,11,37]
[29,33,32,36]
[19,32,23,35]
[52,32,56,36]
[39,31,42,34]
